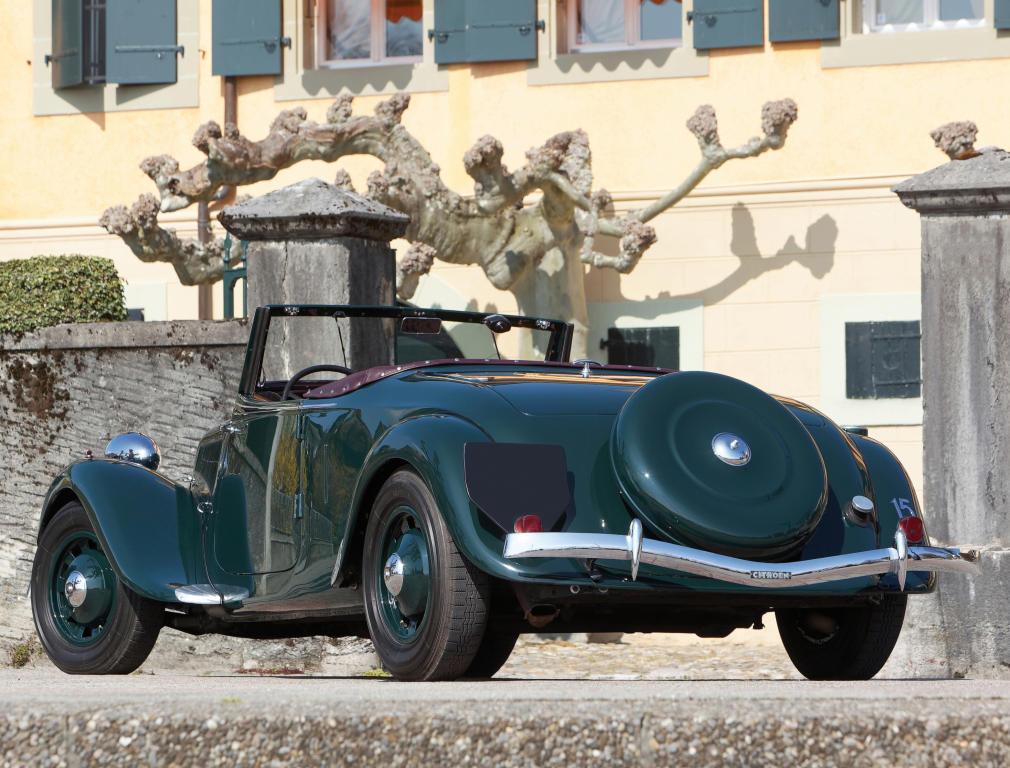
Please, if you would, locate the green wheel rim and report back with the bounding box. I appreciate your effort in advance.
[47,531,117,646]
[377,506,431,644]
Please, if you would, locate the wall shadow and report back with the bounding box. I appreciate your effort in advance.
[653,203,837,304]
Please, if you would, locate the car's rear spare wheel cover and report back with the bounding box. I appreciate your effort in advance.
[612,371,827,560]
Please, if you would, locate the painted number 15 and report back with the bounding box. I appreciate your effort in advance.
[891,498,913,517]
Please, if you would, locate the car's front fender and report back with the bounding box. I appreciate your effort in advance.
[39,460,204,603]
[351,414,536,582]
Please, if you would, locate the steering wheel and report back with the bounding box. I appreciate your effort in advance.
[282,364,357,401]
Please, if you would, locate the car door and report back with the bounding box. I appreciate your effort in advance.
[301,407,375,585]
[211,404,303,575]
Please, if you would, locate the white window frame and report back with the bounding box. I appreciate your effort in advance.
[566,0,682,53]
[820,294,922,427]
[315,0,423,69]
[861,0,985,33]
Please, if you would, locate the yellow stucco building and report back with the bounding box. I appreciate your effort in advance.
[5,0,1007,495]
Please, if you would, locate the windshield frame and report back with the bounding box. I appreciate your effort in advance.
[239,304,574,396]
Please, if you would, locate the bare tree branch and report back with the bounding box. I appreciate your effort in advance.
[463,130,594,216]
[579,100,798,273]
[100,93,796,356]
[98,194,225,284]
[333,168,356,192]
[634,99,797,225]
[930,121,979,160]
[396,242,437,301]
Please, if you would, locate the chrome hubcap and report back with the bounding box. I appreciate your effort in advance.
[383,553,405,596]
[712,432,751,466]
[49,532,116,646]
[378,509,431,643]
[64,571,87,608]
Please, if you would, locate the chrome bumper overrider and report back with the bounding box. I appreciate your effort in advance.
[503,520,981,590]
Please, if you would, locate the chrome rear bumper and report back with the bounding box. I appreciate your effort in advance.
[503,520,981,590]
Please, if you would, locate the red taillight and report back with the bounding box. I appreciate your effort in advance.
[897,516,924,543]
[514,515,544,534]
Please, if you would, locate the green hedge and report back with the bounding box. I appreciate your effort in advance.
[0,255,128,334]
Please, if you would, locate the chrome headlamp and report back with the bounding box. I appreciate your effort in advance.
[105,432,161,471]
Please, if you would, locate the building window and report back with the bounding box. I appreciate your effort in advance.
[601,326,680,369]
[566,0,682,52]
[862,0,984,33]
[845,321,921,400]
[318,0,422,67]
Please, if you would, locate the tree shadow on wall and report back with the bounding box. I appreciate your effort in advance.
[659,204,838,304]
[593,203,837,309]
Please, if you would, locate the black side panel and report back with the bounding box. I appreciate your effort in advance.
[464,443,570,533]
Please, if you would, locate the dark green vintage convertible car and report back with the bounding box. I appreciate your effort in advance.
[31,305,980,681]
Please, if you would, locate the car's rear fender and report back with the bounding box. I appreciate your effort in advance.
[849,433,935,591]
[348,413,934,592]
[350,414,539,582]
[38,460,205,603]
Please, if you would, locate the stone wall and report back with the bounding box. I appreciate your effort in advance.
[0,319,249,644]
[883,149,1010,679]
[0,321,248,663]
[0,321,242,658]
[0,319,380,674]
[883,208,1010,680]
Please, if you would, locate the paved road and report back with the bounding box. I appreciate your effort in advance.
[3,667,1010,707]
[4,671,1010,766]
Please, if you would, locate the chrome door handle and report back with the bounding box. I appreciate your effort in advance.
[222,423,246,434]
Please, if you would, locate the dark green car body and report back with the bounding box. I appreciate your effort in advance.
[36,304,934,639]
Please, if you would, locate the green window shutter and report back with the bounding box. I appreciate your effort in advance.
[49,0,83,89]
[431,0,467,63]
[464,0,539,63]
[212,0,286,77]
[845,321,921,400]
[431,0,541,64]
[769,0,838,42]
[601,327,680,370]
[106,0,182,85]
[688,0,763,49]
[996,0,1010,29]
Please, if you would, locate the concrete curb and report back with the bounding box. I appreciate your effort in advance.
[3,700,1009,767]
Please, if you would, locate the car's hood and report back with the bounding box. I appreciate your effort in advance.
[429,371,656,415]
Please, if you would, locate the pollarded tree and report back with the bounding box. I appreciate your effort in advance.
[100,93,797,358]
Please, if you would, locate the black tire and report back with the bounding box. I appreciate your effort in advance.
[31,502,164,674]
[363,469,489,681]
[776,595,907,681]
[463,632,520,678]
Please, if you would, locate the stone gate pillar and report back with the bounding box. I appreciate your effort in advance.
[885,148,1010,678]
[218,178,409,374]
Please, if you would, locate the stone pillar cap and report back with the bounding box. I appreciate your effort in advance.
[893,146,1010,214]
[217,178,410,242]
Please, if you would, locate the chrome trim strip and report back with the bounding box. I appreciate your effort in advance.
[503,522,981,589]
[173,584,250,605]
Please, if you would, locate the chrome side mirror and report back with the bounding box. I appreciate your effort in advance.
[105,432,161,471]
